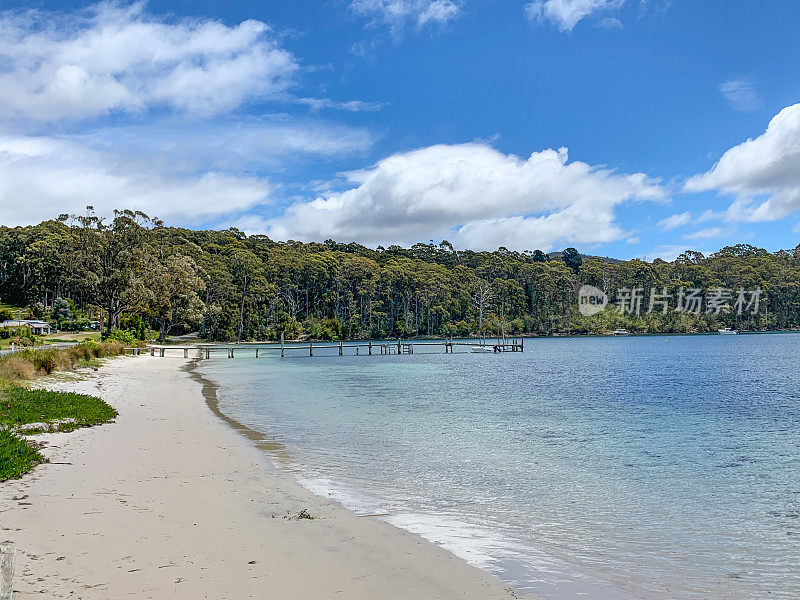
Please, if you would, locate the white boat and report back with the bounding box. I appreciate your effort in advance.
[718,327,739,335]
[613,329,630,337]
[471,346,494,353]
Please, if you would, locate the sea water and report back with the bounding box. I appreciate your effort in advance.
[198,334,800,599]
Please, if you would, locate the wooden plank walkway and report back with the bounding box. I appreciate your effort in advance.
[127,337,524,359]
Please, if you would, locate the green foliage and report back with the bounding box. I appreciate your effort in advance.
[0,385,117,481]
[103,328,137,345]
[1,213,799,340]
[53,296,72,321]
[0,386,117,432]
[0,429,42,481]
[562,247,583,274]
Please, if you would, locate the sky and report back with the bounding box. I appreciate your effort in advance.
[0,0,799,260]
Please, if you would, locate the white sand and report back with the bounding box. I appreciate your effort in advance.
[0,356,523,599]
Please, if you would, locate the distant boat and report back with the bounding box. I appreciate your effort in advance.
[471,346,494,353]
[613,329,630,337]
[718,327,739,335]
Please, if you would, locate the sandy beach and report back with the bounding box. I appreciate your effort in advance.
[0,356,521,599]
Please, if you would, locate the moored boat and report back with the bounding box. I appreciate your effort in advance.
[718,327,739,335]
[613,329,630,337]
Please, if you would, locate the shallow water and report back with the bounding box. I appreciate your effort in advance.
[199,334,800,599]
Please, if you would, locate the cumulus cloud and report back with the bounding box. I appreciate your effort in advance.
[0,2,297,121]
[0,133,271,226]
[262,142,666,250]
[524,0,626,32]
[685,103,800,222]
[657,211,692,231]
[351,0,462,35]
[719,78,762,112]
[0,117,375,226]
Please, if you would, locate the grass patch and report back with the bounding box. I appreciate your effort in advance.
[1,386,117,433]
[0,340,126,383]
[0,343,125,481]
[0,428,43,481]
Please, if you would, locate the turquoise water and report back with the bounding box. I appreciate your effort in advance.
[198,334,800,599]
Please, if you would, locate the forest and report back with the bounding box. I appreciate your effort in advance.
[1,209,798,342]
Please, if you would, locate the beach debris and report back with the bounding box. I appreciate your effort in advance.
[285,509,315,520]
[1,545,15,600]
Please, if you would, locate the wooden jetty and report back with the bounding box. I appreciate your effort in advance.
[127,335,524,359]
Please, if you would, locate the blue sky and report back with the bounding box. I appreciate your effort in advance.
[1,0,799,260]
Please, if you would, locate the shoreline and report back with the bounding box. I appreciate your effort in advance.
[0,356,524,599]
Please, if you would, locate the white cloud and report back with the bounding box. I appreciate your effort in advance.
[525,0,626,32]
[261,142,666,250]
[657,211,691,231]
[351,0,462,35]
[685,103,800,222]
[0,117,375,227]
[719,78,762,112]
[597,17,624,29]
[296,98,388,112]
[697,209,724,223]
[0,2,297,122]
[0,133,271,226]
[78,117,375,170]
[683,227,723,240]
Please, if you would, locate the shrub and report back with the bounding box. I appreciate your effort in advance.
[98,341,126,357]
[27,348,74,374]
[0,341,125,382]
[103,329,137,346]
[0,356,36,380]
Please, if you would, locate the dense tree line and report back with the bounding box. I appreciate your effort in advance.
[1,209,799,341]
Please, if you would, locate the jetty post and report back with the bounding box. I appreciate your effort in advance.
[339,340,343,356]
[281,332,285,358]
[369,340,372,355]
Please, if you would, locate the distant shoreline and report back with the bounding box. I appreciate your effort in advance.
[160,328,800,346]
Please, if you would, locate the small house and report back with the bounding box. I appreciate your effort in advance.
[0,319,53,336]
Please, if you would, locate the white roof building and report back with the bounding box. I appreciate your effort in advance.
[0,319,53,335]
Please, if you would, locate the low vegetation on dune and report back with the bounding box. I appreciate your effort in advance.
[0,343,123,481]
[0,387,118,434]
[0,428,42,481]
[0,340,126,383]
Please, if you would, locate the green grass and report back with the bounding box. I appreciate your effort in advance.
[0,428,43,481]
[0,386,117,433]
